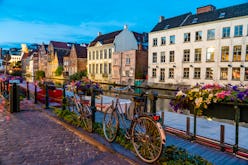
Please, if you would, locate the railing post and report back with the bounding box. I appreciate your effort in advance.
[45,83,49,109]
[90,87,96,125]
[34,82,37,104]
[149,90,158,114]
[193,108,197,140]
[220,125,225,152]
[26,81,30,100]
[233,105,240,153]
[161,111,165,126]
[62,84,66,110]
[186,117,190,136]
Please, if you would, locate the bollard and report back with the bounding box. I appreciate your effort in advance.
[45,83,49,109]
[26,81,30,100]
[9,83,20,112]
[62,84,66,110]
[186,117,190,136]
[34,82,37,104]
[220,125,225,152]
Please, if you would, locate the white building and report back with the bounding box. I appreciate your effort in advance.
[148,3,248,86]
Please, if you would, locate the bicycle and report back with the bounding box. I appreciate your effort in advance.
[102,94,166,163]
[66,84,93,132]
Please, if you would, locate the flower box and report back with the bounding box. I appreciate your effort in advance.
[190,103,248,122]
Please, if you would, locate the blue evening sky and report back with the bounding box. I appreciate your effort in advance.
[0,0,247,48]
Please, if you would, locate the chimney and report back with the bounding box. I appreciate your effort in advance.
[124,24,128,30]
[97,32,102,36]
[197,5,216,14]
[159,16,165,23]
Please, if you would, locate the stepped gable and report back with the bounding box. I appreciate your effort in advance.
[89,30,122,47]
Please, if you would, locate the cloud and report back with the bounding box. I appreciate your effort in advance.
[0,19,135,45]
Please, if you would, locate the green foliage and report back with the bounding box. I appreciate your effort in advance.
[9,70,22,76]
[35,70,45,80]
[69,71,87,81]
[55,66,64,76]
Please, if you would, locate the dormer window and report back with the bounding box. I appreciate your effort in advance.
[164,25,170,29]
[192,18,198,24]
[219,12,226,18]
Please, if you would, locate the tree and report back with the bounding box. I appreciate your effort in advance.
[69,70,87,81]
[55,66,63,76]
[35,70,45,80]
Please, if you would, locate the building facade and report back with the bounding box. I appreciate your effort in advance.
[148,3,248,86]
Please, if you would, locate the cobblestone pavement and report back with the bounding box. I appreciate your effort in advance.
[0,99,135,165]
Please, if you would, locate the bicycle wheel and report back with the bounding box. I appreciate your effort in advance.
[131,116,164,163]
[103,106,119,142]
[79,105,93,133]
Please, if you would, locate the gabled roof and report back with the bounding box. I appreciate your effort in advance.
[50,41,72,49]
[74,44,87,58]
[151,2,248,32]
[89,30,122,47]
[56,49,70,65]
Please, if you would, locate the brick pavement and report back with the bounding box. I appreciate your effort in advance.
[0,97,136,165]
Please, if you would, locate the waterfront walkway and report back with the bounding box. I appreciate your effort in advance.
[0,98,247,164]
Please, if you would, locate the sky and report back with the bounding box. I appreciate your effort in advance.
[0,0,247,49]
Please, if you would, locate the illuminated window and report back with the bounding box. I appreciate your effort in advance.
[206,68,213,79]
[206,47,215,62]
[194,48,201,62]
[221,46,229,62]
[232,67,240,80]
[233,45,241,62]
[244,68,248,80]
[220,68,228,80]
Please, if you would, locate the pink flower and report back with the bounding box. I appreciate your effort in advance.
[216,91,231,99]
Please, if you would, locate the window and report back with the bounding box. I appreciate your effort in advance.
[89,52,91,60]
[96,51,99,60]
[245,68,248,80]
[184,33,190,42]
[183,49,190,62]
[109,63,112,74]
[126,58,130,64]
[92,64,95,74]
[232,67,240,80]
[100,64,102,73]
[104,63,107,74]
[170,35,175,44]
[125,70,130,77]
[160,68,165,81]
[153,38,157,46]
[109,49,112,58]
[194,48,201,62]
[89,64,91,73]
[195,31,202,41]
[192,18,198,23]
[161,37,166,45]
[160,52,165,63]
[206,47,215,62]
[169,51,175,62]
[220,68,228,80]
[183,68,189,79]
[246,45,248,61]
[207,29,215,40]
[100,50,103,59]
[96,64,98,74]
[222,27,230,38]
[219,12,226,18]
[206,68,213,79]
[152,52,157,63]
[92,51,95,60]
[194,68,201,79]
[152,68,156,77]
[221,46,229,62]
[169,68,174,78]
[104,49,107,59]
[233,45,241,62]
[234,25,243,37]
